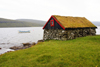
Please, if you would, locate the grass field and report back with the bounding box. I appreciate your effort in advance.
[0,35,100,67]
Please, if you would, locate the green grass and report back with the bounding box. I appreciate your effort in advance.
[0,35,100,67]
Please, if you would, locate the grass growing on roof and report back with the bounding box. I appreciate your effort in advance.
[0,35,100,67]
[53,15,96,28]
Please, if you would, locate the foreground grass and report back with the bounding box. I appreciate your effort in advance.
[0,35,100,67]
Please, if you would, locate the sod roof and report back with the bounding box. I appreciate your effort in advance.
[53,15,96,28]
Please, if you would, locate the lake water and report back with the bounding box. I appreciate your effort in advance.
[0,27,43,54]
[0,26,100,54]
[96,26,100,35]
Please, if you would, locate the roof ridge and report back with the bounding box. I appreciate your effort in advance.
[52,15,85,18]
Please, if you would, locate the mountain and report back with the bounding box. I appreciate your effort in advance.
[16,19,46,25]
[91,21,100,26]
[17,19,100,26]
[0,18,99,27]
[0,18,46,27]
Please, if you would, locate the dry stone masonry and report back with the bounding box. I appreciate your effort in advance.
[43,28,96,40]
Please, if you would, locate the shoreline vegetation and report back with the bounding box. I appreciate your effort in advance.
[0,35,100,67]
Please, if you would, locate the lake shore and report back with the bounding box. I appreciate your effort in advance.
[0,40,44,55]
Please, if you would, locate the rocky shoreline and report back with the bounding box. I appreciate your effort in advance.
[10,42,36,50]
[9,40,44,50]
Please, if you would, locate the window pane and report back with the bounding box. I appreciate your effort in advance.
[52,21,53,25]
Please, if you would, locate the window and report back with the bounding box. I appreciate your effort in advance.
[50,20,54,27]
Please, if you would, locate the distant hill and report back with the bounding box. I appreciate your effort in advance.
[0,18,99,27]
[17,20,100,27]
[91,21,100,26]
[0,18,46,27]
[16,19,46,25]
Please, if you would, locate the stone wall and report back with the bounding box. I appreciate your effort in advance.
[43,28,96,40]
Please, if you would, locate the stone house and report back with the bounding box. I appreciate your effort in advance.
[43,15,97,40]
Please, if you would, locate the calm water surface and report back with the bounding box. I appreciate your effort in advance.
[0,26,100,54]
[0,27,43,54]
[96,26,100,35]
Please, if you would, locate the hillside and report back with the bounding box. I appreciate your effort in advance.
[16,19,46,25]
[16,19,100,26]
[0,35,100,67]
[0,18,46,27]
[0,18,99,27]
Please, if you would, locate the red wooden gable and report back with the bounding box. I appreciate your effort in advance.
[43,15,65,30]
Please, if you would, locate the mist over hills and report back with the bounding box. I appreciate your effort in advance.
[0,18,46,27]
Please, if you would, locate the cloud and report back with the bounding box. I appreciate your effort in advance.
[0,0,100,21]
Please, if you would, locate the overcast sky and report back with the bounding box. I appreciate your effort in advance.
[0,0,100,21]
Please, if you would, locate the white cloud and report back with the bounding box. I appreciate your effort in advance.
[0,0,100,21]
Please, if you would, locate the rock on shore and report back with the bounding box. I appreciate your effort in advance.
[9,40,44,50]
[37,40,44,42]
[0,48,1,50]
[10,42,36,50]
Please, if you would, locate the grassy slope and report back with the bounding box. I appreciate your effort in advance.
[0,35,100,67]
